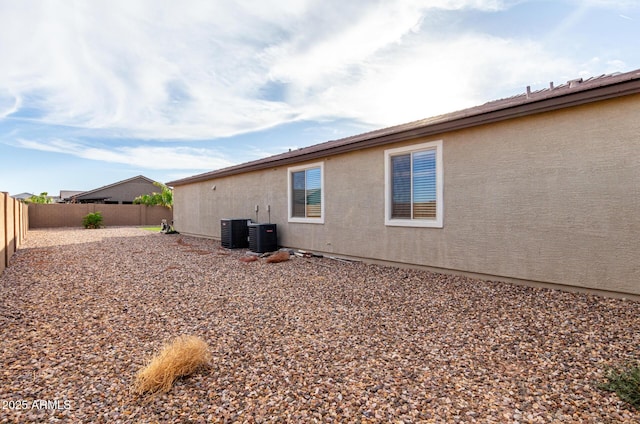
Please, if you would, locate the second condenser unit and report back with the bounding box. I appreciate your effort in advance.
[248,223,277,253]
[221,218,251,248]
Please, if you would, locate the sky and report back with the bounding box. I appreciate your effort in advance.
[1,0,639,197]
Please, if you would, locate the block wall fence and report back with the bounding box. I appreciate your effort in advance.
[27,204,173,229]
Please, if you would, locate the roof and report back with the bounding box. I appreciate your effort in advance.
[167,68,640,187]
[11,192,34,200]
[71,175,158,201]
[59,190,84,199]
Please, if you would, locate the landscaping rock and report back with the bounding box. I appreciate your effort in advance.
[0,227,638,422]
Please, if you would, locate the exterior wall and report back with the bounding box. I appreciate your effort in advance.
[173,94,640,296]
[28,204,172,228]
[173,168,288,238]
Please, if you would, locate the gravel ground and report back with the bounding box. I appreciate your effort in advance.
[1,227,639,423]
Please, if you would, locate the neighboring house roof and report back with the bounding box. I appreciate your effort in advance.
[167,68,640,187]
[59,190,84,200]
[11,192,34,200]
[70,175,158,201]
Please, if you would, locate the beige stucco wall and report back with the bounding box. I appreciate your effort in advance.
[173,94,640,296]
[173,167,288,237]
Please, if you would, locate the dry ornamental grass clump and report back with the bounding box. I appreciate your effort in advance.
[133,335,211,396]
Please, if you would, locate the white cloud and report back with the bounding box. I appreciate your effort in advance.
[573,0,639,8]
[13,138,234,170]
[0,0,635,142]
[0,1,303,138]
[271,31,575,126]
[0,0,528,139]
[0,89,20,119]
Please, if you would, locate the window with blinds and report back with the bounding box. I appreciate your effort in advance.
[385,140,443,227]
[288,162,324,223]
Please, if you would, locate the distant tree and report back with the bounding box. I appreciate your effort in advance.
[25,192,53,204]
[133,182,173,209]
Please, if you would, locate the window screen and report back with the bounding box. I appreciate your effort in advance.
[386,140,442,227]
[291,166,322,219]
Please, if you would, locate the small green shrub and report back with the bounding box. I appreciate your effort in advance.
[599,361,640,410]
[82,212,103,229]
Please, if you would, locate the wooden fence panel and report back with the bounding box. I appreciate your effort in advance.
[1,193,6,274]
[1,192,28,273]
[5,194,15,270]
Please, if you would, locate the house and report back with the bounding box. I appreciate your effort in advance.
[167,69,640,298]
[58,190,84,203]
[11,192,59,203]
[66,175,161,204]
[11,193,34,201]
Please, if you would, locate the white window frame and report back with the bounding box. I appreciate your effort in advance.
[287,161,325,224]
[384,140,443,228]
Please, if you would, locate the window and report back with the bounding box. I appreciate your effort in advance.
[385,140,443,227]
[288,162,324,223]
